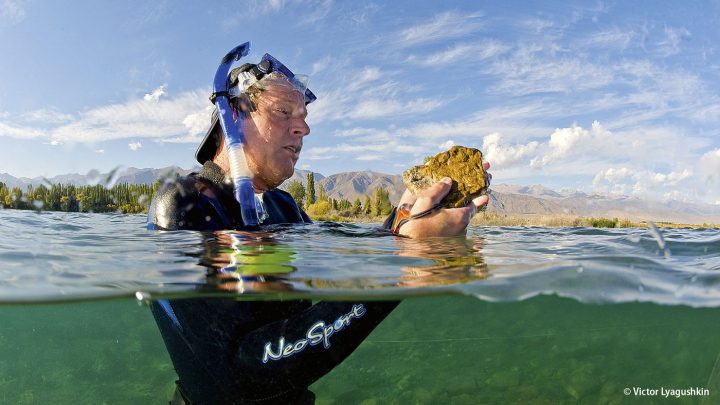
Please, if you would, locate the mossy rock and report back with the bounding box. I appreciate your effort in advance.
[402,146,490,208]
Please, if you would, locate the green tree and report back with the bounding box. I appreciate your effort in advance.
[363,194,372,215]
[337,198,352,211]
[306,172,316,205]
[317,183,328,203]
[0,182,8,208]
[373,187,393,216]
[9,187,25,210]
[352,197,362,214]
[287,180,306,208]
[305,200,332,216]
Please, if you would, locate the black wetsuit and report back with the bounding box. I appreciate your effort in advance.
[147,162,399,404]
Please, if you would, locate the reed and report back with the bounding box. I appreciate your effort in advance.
[307,210,716,229]
[471,213,643,228]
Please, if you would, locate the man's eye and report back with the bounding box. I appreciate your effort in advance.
[273,108,291,117]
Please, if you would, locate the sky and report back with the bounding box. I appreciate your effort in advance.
[1,0,719,204]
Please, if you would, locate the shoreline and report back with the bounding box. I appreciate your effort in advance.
[309,212,717,229]
[1,207,716,229]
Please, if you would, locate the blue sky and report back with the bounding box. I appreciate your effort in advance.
[1,0,719,204]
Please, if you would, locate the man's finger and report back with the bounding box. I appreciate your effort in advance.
[398,189,416,206]
[413,177,452,212]
[472,194,489,209]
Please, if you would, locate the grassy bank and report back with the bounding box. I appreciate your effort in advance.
[470,212,717,229]
[307,211,717,229]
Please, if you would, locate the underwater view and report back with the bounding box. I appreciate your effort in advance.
[1,210,720,403]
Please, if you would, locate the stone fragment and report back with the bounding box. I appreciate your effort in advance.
[402,146,490,209]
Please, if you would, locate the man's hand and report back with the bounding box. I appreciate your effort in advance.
[396,162,491,239]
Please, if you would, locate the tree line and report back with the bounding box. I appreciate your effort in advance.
[0,181,158,214]
[286,172,394,218]
[0,173,396,218]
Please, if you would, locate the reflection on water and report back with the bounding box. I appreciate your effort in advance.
[1,210,720,306]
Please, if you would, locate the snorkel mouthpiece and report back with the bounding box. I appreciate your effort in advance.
[212,42,259,228]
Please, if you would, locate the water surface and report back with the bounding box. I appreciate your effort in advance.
[1,209,719,403]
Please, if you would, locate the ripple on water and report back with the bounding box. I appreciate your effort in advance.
[0,209,719,305]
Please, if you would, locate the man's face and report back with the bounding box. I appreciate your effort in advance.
[241,78,310,190]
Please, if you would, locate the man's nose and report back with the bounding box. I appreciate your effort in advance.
[292,118,310,137]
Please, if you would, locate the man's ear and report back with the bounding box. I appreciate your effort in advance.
[237,94,255,113]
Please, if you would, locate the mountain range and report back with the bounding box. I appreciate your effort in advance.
[2,166,719,224]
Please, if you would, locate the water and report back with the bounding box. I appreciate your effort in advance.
[1,209,720,403]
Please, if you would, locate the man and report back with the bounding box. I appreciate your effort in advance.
[147,53,489,404]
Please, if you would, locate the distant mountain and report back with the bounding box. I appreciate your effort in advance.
[3,168,720,224]
[0,166,196,189]
[488,186,720,224]
[0,173,29,190]
[278,169,325,189]
[320,171,404,203]
[493,184,564,199]
[488,191,568,215]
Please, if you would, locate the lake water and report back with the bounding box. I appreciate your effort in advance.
[1,209,720,403]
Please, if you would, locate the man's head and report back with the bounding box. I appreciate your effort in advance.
[196,55,315,191]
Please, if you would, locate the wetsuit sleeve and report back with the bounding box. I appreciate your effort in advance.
[230,300,399,400]
[147,178,229,231]
[382,208,397,230]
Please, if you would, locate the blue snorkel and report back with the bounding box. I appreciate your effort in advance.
[211,42,259,228]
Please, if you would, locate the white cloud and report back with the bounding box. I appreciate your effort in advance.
[299,0,333,25]
[699,148,720,183]
[689,102,720,122]
[488,46,614,95]
[221,0,333,29]
[144,85,167,103]
[356,155,381,161]
[302,145,339,160]
[128,142,142,151]
[548,124,589,157]
[439,140,455,149]
[648,169,692,186]
[482,132,538,169]
[593,167,694,196]
[304,140,425,162]
[345,67,382,92]
[398,10,485,47]
[348,98,443,119]
[180,105,214,140]
[0,121,46,139]
[310,55,335,75]
[574,27,635,49]
[656,26,690,57]
[50,88,209,143]
[0,0,26,25]
[517,17,556,33]
[0,87,211,145]
[531,123,591,167]
[608,62,705,123]
[412,40,509,66]
[20,108,74,125]
[332,127,384,138]
[94,149,105,154]
[529,121,631,169]
[390,102,557,143]
[593,167,634,189]
[308,63,447,123]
